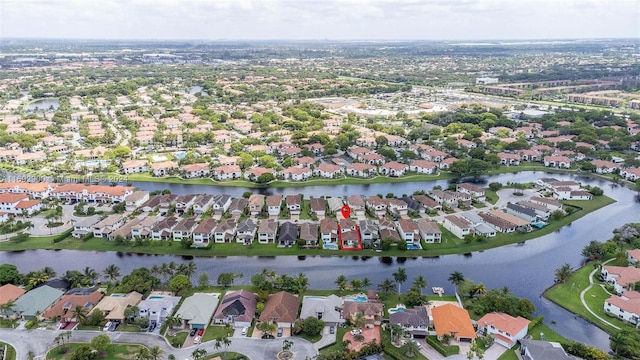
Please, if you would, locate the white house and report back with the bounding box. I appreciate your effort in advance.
[601,266,640,294]
[442,215,472,239]
[476,312,530,348]
[604,291,640,327]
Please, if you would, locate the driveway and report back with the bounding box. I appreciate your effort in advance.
[0,328,318,360]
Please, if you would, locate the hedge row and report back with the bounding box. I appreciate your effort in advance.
[426,336,459,356]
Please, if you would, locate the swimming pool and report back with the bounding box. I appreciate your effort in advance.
[388,305,406,314]
[148,296,164,300]
[344,295,367,302]
[534,221,547,228]
[407,243,422,250]
[323,243,339,250]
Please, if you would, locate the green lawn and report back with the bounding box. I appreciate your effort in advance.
[0,342,16,360]
[204,352,248,360]
[543,261,636,334]
[46,343,148,360]
[203,325,235,343]
[298,332,323,343]
[497,345,519,360]
[166,331,188,348]
[318,327,348,355]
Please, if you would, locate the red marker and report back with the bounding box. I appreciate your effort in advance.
[341,205,351,218]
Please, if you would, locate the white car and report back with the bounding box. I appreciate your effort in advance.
[350,329,362,335]
[194,336,201,344]
[102,321,112,332]
[241,327,248,335]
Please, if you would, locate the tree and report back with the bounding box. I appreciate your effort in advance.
[71,304,88,323]
[82,266,99,286]
[169,274,192,295]
[191,348,207,360]
[391,324,405,344]
[353,312,365,329]
[610,329,640,359]
[302,316,325,336]
[0,264,19,284]
[149,346,163,360]
[103,264,121,285]
[198,273,209,288]
[116,267,160,294]
[164,315,183,330]
[217,272,240,287]
[448,271,465,287]
[83,308,105,326]
[412,275,427,295]
[405,339,420,358]
[71,345,97,360]
[392,267,407,296]
[378,278,395,294]
[90,334,111,354]
[282,339,294,352]
[257,322,277,338]
[362,278,372,288]
[335,275,348,291]
[177,261,197,280]
[350,278,363,291]
[554,263,574,283]
[136,347,151,360]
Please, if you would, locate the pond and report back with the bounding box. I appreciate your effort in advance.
[23,98,60,112]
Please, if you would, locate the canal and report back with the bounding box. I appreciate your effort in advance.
[2,171,639,350]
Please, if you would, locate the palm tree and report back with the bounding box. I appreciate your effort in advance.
[28,271,50,288]
[71,304,87,323]
[353,312,365,330]
[181,261,197,279]
[164,315,183,331]
[554,263,574,283]
[295,273,308,294]
[83,266,99,285]
[221,337,231,358]
[335,275,348,292]
[191,348,207,360]
[27,351,35,360]
[405,339,420,357]
[473,283,488,297]
[377,278,395,294]
[392,267,407,296]
[448,271,465,287]
[362,278,372,288]
[0,299,15,314]
[42,266,57,278]
[350,279,362,291]
[103,264,121,284]
[136,347,151,360]
[149,346,163,360]
[413,275,427,295]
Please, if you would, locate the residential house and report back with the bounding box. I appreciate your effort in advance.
[543,156,571,168]
[259,291,300,328]
[299,222,319,247]
[519,339,574,360]
[442,215,472,239]
[266,195,283,216]
[359,219,380,247]
[174,293,219,330]
[236,219,257,245]
[505,203,538,223]
[409,160,438,174]
[192,218,217,247]
[130,215,161,240]
[156,194,178,214]
[604,291,640,326]
[212,194,232,214]
[519,149,541,162]
[529,196,562,212]
[416,218,442,243]
[192,195,214,215]
[125,191,150,212]
[515,201,552,220]
[278,221,298,247]
[213,218,237,243]
[342,301,383,328]
[285,194,302,216]
[93,214,127,239]
[212,165,242,180]
[456,183,486,202]
[122,160,148,175]
[309,197,326,217]
[347,195,366,217]
[379,161,408,177]
[498,153,521,166]
[414,195,442,212]
[621,168,640,182]
[431,303,476,342]
[151,216,180,241]
[386,198,409,217]
[257,219,278,244]
[401,196,424,214]
[320,218,339,247]
[477,312,530,348]
[42,290,103,322]
[397,218,420,243]
[478,212,518,233]
[591,160,620,174]
[175,194,197,215]
[248,194,265,217]
[91,292,143,323]
[299,295,342,327]
[326,197,344,215]
[0,284,25,307]
[182,163,210,178]
[627,249,640,266]
[151,161,178,176]
[346,163,376,178]
[137,292,181,326]
[360,153,386,165]
[172,218,198,242]
[212,289,257,328]
[8,285,63,320]
[340,218,360,248]
[71,215,101,238]
[602,266,640,294]
[281,166,312,181]
[389,306,429,338]
[366,196,387,217]
[462,213,498,238]
[228,198,248,218]
[313,163,343,178]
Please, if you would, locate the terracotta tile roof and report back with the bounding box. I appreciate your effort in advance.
[0,284,26,305]
[477,312,530,337]
[431,303,476,340]
[259,291,300,324]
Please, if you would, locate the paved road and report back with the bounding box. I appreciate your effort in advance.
[0,328,318,360]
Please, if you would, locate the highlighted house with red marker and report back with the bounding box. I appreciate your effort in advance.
[338,218,363,251]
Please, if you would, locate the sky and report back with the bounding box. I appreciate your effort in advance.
[1,0,639,41]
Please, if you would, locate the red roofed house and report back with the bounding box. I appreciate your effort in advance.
[346,163,376,178]
[212,165,242,180]
[604,291,640,327]
[621,168,640,182]
[280,166,312,181]
[544,156,571,169]
[313,163,344,178]
[431,303,476,342]
[602,266,640,294]
[590,160,620,174]
[0,284,26,306]
[182,163,210,178]
[409,160,438,174]
[122,160,148,174]
[627,249,640,266]
[379,161,408,177]
[477,312,530,348]
[498,153,521,166]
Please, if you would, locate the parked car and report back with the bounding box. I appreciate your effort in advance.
[190,328,197,336]
[194,336,201,344]
[277,328,283,337]
[102,321,112,332]
[329,326,335,334]
[350,329,361,336]
[197,328,204,336]
[410,340,422,349]
[241,327,248,335]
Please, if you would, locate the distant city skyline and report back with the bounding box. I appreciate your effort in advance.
[1,0,639,41]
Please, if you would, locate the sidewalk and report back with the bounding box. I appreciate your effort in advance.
[313,326,337,350]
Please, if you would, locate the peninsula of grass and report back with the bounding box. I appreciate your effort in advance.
[0,195,614,257]
[46,343,148,360]
[543,258,637,335]
[0,342,16,360]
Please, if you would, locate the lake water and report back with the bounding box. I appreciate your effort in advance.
[2,171,638,350]
[188,86,208,96]
[23,98,60,112]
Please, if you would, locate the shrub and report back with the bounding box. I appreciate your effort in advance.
[426,336,459,356]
